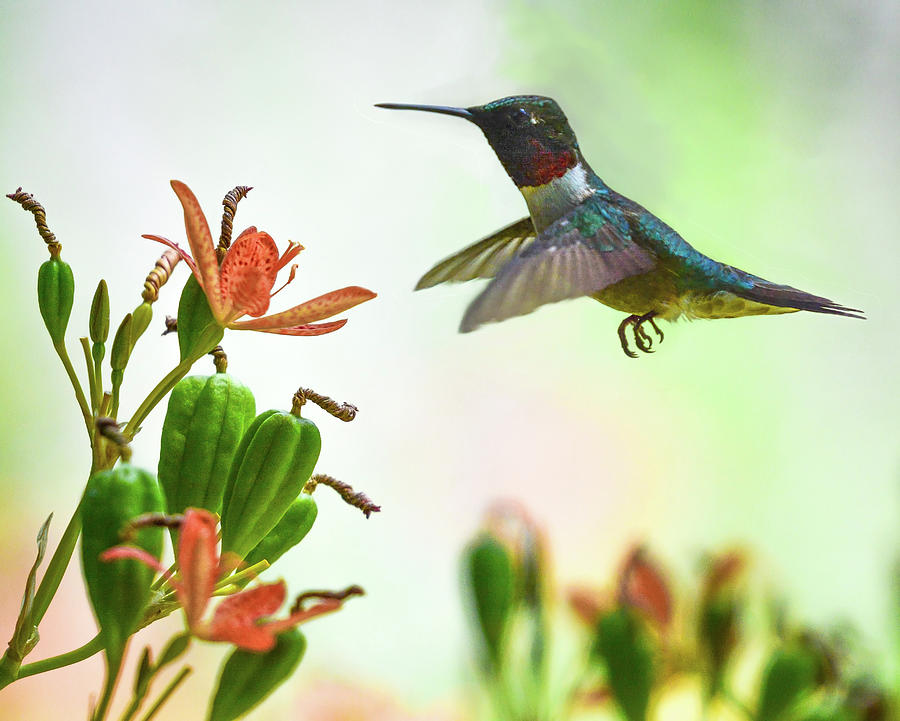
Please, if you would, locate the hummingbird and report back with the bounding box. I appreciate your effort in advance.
[376,96,864,357]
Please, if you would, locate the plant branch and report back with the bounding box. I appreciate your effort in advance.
[16,634,103,679]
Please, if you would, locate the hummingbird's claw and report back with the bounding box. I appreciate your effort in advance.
[617,312,662,358]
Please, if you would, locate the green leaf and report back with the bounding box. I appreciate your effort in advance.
[8,514,52,662]
[155,633,191,672]
[133,646,154,699]
[591,607,656,721]
[177,275,221,361]
[207,630,306,721]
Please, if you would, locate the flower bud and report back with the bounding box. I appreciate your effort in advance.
[464,533,515,672]
[89,279,110,345]
[111,314,133,372]
[591,607,655,721]
[756,642,819,721]
[130,301,153,349]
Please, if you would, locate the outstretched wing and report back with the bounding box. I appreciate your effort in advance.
[415,217,536,289]
[460,210,656,332]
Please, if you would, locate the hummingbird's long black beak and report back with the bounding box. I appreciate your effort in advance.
[375,103,474,121]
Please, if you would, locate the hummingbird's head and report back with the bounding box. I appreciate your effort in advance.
[376,95,582,188]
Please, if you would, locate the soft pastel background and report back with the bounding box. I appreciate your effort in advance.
[0,1,897,719]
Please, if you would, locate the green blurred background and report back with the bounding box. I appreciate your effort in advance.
[0,1,896,718]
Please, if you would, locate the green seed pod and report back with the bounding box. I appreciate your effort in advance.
[158,373,256,516]
[36,254,74,346]
[207,629,306,721]
[591,607,655,721]
[130,301,153,349]
[221,409,321,560]
[177,274,223,361]
[243,494,318,569]
[464,533,515,672]
[81,464,164,671]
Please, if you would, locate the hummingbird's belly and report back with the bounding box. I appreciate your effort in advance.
[591,271,799,320]
[590,268,679,317]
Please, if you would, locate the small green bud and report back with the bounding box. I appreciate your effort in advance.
[111,314,133,371]
[89,279,110,344]
[177,274,223,361]
[81,464,164,671]
[36,254,74,346]
[464,534,515,672]
[591,607,655,721]
[244,494,318,569]
[130,301,153,348]
[221,409,321,560]
[756,642,819,721]
[207,629,306,721]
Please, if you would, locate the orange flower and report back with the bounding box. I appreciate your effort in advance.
[101,508,356,652]
[143,180,375,336]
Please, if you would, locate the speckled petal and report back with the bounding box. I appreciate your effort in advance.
[220,231,281,317]
[252,319,349,336]
[170,181,224,318]
[231,287,376,330]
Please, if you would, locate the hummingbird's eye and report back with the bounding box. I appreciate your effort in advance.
[505,107,532,130]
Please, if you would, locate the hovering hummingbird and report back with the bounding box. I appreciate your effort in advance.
[376,96,864,357]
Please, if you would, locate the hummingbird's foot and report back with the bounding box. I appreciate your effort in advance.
[617,312,663,358]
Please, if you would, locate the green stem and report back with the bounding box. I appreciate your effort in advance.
[722,687,754,721]
[93,655,124,721]
[54,341,93,437]
[111,370,123,419]
[123,357,196,439]
[80,337,99,413]
[17,634,103,679]
[139,667,191,721]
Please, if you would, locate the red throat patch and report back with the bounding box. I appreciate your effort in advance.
[521,140,577,187]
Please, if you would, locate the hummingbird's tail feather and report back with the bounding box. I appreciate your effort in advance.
[734,278,865,319]
[415,217,536,289]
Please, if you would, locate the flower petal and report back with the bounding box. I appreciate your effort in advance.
[101,546,170,578]
[220,232,280,318]
[170,181,224,319]
[142,234,199,280]
[205,581,287,651]
[253,319,349,336]
[262,598,343,636]
[230,287,376,331]
[177,508,220,629]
